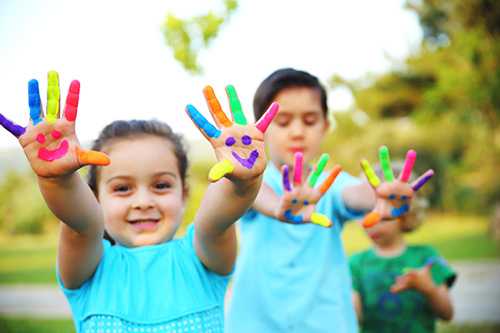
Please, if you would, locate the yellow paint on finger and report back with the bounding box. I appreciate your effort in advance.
[208,159,234,182]
[46,71,60,124]
[311,213,332,228]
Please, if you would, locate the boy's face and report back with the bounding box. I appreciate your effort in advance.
[264,86,329,168]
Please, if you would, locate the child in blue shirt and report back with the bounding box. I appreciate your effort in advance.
[0,72,278,333]
[226,68,427,333]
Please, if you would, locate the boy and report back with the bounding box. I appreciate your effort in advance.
[226,68,381,332]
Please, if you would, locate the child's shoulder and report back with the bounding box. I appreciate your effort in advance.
[349,248,375,264]
[406,244,440,257]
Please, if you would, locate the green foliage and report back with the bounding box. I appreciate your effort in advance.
[162,0,238,74]
[332,0,500,214]
[0,317,75,333]
[0,171,52,234]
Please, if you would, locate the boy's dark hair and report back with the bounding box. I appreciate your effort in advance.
[253,68,328,121]
[87,119,189,244]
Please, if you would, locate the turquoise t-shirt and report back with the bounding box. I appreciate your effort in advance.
[57,225,230,333]
[349,245,457,333]
[226,164,364,333]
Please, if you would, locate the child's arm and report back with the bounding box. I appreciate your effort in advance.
[391,265,454,320]
[186,85,278,275]
[0,72,110,289]
[352,291,363,322]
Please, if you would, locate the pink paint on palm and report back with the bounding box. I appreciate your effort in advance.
[293,152,303,185]
[256,102,279,133]
[38,140,69,161]
[36,133,46,144]
[51,130,62,139]
[400,149,416,182]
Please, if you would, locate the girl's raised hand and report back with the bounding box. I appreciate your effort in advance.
[186,85,278,183]
[276,152,342,228]
[360,146,434,228]
[0,71,109,178]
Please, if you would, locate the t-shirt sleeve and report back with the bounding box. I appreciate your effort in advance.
[329,172,365,225]
[425,247,457,288]
[349,253,363,293]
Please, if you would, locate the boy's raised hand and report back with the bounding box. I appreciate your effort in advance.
[186,85,278,183]
[360,146,434,228]
[275,152,342,228]
[0,71,109,178]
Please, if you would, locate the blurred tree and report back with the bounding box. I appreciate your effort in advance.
[162,0,238,74]
[331,0,500,213]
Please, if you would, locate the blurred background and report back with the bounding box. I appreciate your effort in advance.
[0,0,499,332]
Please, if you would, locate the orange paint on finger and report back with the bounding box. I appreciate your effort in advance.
[362,211,381,228]
[77,148,110,166]
[318,165,342,194]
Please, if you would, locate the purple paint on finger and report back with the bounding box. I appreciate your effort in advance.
[412,170,434,192]
[282,165,292,192]
[225,137,236,146]
[232,149,259,169]
[0,113,26,138]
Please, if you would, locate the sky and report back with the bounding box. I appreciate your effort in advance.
[0,0,422,151]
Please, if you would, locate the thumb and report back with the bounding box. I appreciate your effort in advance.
[77,148,110,166]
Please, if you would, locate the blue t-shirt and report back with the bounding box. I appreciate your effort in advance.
[57,225,230,333]
[226,164,363,333]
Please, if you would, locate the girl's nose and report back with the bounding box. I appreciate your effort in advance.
[132,188,155,209]
[289,119,305,138]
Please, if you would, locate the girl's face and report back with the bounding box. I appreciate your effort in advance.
[97,135,186,247]
[264,87,329,168]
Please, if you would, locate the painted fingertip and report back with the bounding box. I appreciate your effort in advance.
[208,159,234,181]
[362,211,381,228]
[311,213,332,228]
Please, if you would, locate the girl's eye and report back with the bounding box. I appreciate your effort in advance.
[303,114,320,126]
[113,185,130,193]
[155,182,172,190]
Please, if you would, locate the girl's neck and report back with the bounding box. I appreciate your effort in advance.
[374,237,407,258]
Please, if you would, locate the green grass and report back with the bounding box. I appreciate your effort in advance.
[0,316,75,333]
[342,213,500,260]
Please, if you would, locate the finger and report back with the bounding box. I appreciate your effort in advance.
[46,70,60,124]
[225,85,247,125]
[362,211,381,228]
[311,212,332,228]
[308,153,329,187]
[64,80,80,122]
[255,102,279,133]
[185,104,221,139]
[28,79,43,125]
[0,113,26,138]
[318,165,342,194]
[203,85,232,127]
[208,159,235,182]
[284,210,303,224]
[281,165,292,192]
[399,149,416,182]
[411,169,434,192]
[379,145,394,182]
[77,148,110,166]
[360,159,381,188]
[293,152,303,186]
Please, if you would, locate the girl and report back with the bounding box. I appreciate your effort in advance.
[0,71,278,333]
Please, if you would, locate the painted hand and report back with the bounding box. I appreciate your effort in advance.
[0,71,109,178]
[186,85,278,182]
[360,146,434,228]
[276,152,342,228]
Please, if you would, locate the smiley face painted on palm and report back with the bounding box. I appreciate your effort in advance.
[36,130,69,161]
[225,135,259,169]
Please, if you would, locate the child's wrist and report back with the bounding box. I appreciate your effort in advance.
[37,172,80,187]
